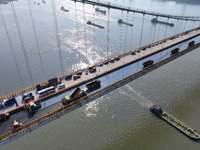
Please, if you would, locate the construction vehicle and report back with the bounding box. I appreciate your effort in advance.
[86,80,101,89]
[24,100,41,114]
[61,87,87,105]
[11,120,22,130]
[0,112,9,121]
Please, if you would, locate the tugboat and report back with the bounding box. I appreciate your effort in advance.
[150,104,200,140]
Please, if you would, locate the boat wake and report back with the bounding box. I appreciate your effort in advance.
[118,85,152,108]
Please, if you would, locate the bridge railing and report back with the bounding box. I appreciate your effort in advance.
[1,39,200,144]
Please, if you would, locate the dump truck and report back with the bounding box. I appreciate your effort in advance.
[61,87,87,105]
[86,80,101,89]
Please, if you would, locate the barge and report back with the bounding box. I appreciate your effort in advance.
[150,104,200,140]
[151,18,174,27]
[86,21,104,29]
[118,19,133,26]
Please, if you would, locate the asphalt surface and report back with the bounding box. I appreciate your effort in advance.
[0,101,61,135]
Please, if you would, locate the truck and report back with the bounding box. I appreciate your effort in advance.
[143,60,154,68]
[86,80,101,89]
[24,100,41,114]
[89,65,96,73]
[3,97,16,106]
[61,87,87,105]
[22,93,34,103]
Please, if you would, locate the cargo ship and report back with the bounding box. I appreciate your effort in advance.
[150,104,200,140]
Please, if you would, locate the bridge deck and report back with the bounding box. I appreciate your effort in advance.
[0,27,200,142]
[1,27,200,114]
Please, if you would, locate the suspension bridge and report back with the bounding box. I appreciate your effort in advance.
[0,0,200,145]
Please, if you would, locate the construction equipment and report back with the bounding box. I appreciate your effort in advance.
[24,100,41,114]
[61,87,87,105]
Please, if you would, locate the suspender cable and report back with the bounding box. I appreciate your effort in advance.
[130,12,135,50]
[92,5,97,65]
[75,2,81,68]
[139,14,145,48]
[156,17,161,41]
[163,18,169,39]
[183,20,187,32]
[10,2,34,85]
[174,19,179,35]
[106,8,110,60]
[51,0,64,75]
[82,3,88,64]
[0,5,24,88]
[27,0,45,80]
[119,11,123,55]
[124,11,129,54]
[148,17,153,45]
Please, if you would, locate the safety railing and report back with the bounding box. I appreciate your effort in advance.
[1,40,199,144]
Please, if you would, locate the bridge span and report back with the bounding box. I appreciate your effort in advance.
[0,26,200,144]
[73,0,200,21]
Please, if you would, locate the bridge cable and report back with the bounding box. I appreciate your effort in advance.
[163,18,169,39]
[174,19,179,35]
[82,3,88,65]
[148,17,154,54]
[27,0,46,80]
[10,2,34,85]
[92,5,96,64]
[150,18,157,60]
[156,17,161,41]
[75,2,81,68]
[119,10,123,55]
[183,20,187,32]
[0,5,25,88]
[129,12,135,50]
[124,11,129,61]
[139,14,145,48]
[106,8,110,60]
[51,0,64,75]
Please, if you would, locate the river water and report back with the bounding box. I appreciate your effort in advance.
[1,0,200,149]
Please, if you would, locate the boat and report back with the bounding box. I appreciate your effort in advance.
[61,6,69,12]
[118,19,133,26]
[95,7,106,14]
[86,21,104,29]
[150,104,200,140]
[151,18,174,27]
